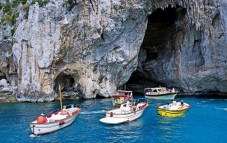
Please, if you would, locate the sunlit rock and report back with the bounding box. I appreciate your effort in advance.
[0,0,227,102]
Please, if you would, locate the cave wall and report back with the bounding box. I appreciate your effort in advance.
[0,0,227,102]
[139,0,227,94]
[8,0,150,101]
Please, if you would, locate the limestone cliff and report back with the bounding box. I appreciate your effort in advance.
[137,0,227,95]
[0,0,227,102]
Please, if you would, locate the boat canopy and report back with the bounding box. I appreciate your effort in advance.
[111,90,132,98]
[144,87,165,92]
[117,90,132,93]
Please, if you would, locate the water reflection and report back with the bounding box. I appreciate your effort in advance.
[155,116,182,142]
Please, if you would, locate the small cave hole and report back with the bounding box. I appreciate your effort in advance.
[54,74,75,94]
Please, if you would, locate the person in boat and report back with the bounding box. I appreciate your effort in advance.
[171,88,175,93]
[63,106,67,112]
[180,100,184,106]
[120,102,131,112]
[172,100,177,106]
[117,97,123,104]
[60,106,68,115]
[126,100,132,108]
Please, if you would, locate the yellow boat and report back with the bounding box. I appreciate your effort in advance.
[158,100,190,117]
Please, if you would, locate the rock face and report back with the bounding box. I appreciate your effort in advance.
[0,0,227,102]
[137,0,227,95]
[0,41,17,102]
[11,0,149,101]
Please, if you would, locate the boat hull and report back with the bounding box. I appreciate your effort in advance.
[100,102,148,124]
[157,107,189,117]
[145,93,177,100]
[30,115,78,135]
[100,109,145,124]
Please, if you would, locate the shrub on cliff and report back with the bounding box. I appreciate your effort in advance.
[31,0,49,7]
[12,0,28,4]
[21,3,29,11]
[3,1,12,14]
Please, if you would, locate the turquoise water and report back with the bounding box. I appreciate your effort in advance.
[0,96,227,143]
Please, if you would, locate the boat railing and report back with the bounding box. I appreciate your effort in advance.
[131,98,148,106]
[49,104,81,114]
[66,104,81,109]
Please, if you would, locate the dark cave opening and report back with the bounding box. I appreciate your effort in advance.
[0,74,7,81]
[54,74,75,94]
[143,5,186,62]
[125,5,186,94]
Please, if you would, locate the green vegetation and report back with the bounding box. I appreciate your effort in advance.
[1,0,21,25]
[3,1,12,14]
[2,10,19,25]
[20,3,30,19]
[12,0,28,4]
[0,2,3,9]
[24,11,29,19]
[0,0,49,26]
[12,11,19,24]
[31,0,49,7]
[0,0,31,37]
[21,3,29,11]
[2,14,12,25]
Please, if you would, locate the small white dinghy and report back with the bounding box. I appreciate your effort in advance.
[30,84,81,135]
[30,104,80,135]
[100,99,148,124]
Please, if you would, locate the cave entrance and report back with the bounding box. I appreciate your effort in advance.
[125,5,186,94]
[0,73,7,81]
[54,73,75,94]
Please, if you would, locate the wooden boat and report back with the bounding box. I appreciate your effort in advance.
[30,84,81,135]
[144,87,178,100]
[100,99,148,124]
[158,100,190,117]
[111,90,133,108]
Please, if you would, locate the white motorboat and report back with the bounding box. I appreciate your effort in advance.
[100,99,148,124]
[30,84,81,135]
[144,87,178,100]
[30,105,80,135]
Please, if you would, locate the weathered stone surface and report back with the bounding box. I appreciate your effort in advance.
[0,0,227,102]
[138,0,227,95]
[11,0,149,101]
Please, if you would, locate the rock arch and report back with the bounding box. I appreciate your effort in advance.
[54,73,80,99]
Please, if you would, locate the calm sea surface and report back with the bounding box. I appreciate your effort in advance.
[0,95,227,143]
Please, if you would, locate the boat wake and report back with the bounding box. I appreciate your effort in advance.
[214,107,227,111]
[80,110,105,115]
[29,134,38,138]
[222,108,227,111]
